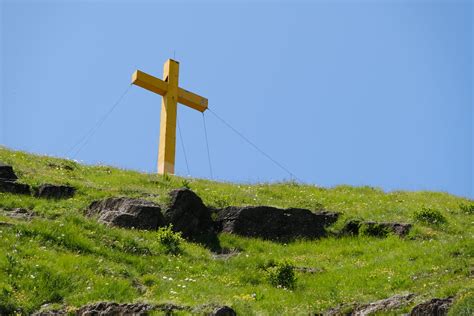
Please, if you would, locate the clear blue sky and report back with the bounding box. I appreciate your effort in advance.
[1,0,472,198]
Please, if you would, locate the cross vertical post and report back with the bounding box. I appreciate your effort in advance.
[131,59,208,175]
[158,59,179,174]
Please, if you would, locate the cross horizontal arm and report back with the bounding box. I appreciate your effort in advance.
[178,88,208,112]
[131,69,208,112]
[132,70,168,96]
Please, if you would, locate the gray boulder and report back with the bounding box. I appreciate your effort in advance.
[76,302,154,315]
[325,293,414,315]
[0,162,18,181]
[164,188,215,241]
[0,162,30,195]
[216,206,339,241]
[87,197,165,230]
[0,180,30,195]
[210,306,237,316]
[35,184,75,199]
[410,297,454,316]
[4,208,36,220]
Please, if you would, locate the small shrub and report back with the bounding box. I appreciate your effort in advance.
[266,260,296,289]
[157,225,183,255]
[414,208,447,225]
[459,203,474,215]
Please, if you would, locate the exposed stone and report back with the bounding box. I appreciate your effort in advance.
[164,188,216,241]
[32,305,66,316]
[410,297,454,316]
[33,302,235,316]
[35,184,75,199]
[215,206,339,241]
[87,197,165,230]
[211,247,241,260]
[33,302,191,316]
[0,180,31,195]
[315,210,340,226]
[210,306,237,316]
[47,162,75,171]
[0,162,18,181]
[324,293,415,315]
[4,208,36,220]
[341,219,412,237]
[75,302,154,315]
[354,293,415,315]
[294,266,324,274]
[0,163,31,195]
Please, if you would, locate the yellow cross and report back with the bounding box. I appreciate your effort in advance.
[131,59,208,175]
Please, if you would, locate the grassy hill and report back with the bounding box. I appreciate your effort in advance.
[0,147,473,315]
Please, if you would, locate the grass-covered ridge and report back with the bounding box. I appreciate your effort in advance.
[0,147,473,315]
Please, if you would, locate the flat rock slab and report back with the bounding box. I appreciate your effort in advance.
[325,293,415,315]
[341,219,412,237]
[76,302,154,315]
[0,221,15,227]
[354,293,415,315]
[33,302,234,315]
[216,206,339,241]
[0,162,18,181]
[410,297,454,316]
[211,247,242,260]
[35,184,75,199]
[294,266,324,274]
[164,188,215,241]
[0,180,31,195]
[88,197,165,230]
[3,208,36,220]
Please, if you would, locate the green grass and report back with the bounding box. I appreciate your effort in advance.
[0,147,473,315]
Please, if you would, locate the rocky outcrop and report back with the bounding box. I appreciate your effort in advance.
[0,180,31,195]
[75,302,154,315]
[341,219,412,237]
[211,306,237,316]
[353,293,415,315]
[164,188,215,241]
[87,197,165,230]
[35,184,76,199]
[410,297,454,316]
[33,302,234,315]
[0,162,18,181]
[211,247,241,260]
[0,162,30,195]
[3,208,36,220]
[215,206,339,241]
[325,293,415,315]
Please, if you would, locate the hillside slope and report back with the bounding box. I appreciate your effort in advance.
[0,147,473,315]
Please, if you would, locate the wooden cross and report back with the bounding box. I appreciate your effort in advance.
[131,59,208,175]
